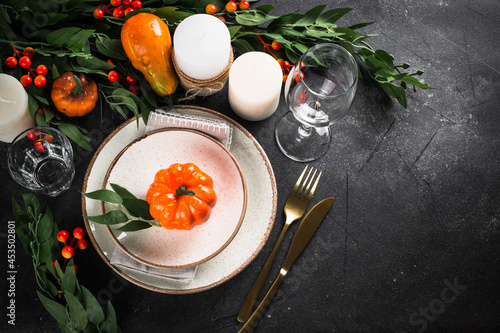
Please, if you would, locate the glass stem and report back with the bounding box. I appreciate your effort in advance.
[298,124,312,138]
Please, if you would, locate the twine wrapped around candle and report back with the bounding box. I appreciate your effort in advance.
[172,47,234,101]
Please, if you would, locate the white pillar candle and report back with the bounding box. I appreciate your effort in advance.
[228,52,283,121]
[173,14,231,80]
[0,73,35,143]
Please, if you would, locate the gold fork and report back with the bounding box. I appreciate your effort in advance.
[237,165,322,322]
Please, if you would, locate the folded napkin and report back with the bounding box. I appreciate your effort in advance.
[109,108,233,283]
[110,246,198,281]
[146,108,233,149]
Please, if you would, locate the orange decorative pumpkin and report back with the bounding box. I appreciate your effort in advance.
[121,13,178,97]
[146,163,217,230]
[51,72,98,117]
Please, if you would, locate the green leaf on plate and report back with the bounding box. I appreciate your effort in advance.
[122,198,153,220]
[116,220,153,232]
[110,183,136,199]
[85,210,129,225]
[84,189,123,204]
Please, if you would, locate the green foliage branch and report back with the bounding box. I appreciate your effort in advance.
[12,194,122,333]
[0,0,431,150]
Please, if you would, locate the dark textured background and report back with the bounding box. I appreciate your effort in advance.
[1,0,500,332]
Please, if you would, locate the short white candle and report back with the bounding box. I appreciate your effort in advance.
[228,52,283,121]
[173,14,231,80]
[0,73,35,143]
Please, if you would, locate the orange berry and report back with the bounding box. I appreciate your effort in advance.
[239,0,250,10]
[62,246,74,259]
[225,1,237,13]
[205,4,217,15]
[271,41,282,50]
[23,47,35,58]
[20,75,32,87]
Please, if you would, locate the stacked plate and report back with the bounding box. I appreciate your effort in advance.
[82,106,277,294]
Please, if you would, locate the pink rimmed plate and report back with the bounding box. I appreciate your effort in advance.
[103,128,247,269]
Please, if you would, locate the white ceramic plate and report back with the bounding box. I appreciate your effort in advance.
[82,105,277,294]
[103,128,247,269]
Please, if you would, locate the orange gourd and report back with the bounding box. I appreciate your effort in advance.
[146,163,217,230]
[51,72,98,117]
[121,13,178,97]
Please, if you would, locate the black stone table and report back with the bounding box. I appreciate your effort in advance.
[1,0,499,332]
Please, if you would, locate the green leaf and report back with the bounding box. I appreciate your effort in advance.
[291,42,309,54]
[27,94,39,119]
[81,286,105,326]
[100,302,118,333]
[84,189,123,204]
[37,206,54,243]
[37,291,69,329]
[399,74,432,89]
[66,29,95,53]
[65,291,88,331]
[47,27,81,47]
[12,196,33,257]
[268,12,304,30]
[76,56,115,71]
[0,6,11,23]
[153,6,193,22]
[95,35,127,61]
[379,81,407,108]
[375,49,395,68]
[348,21,375,30]
[235,11,277,26]
[85,210,129,225]
[110,183,136,199]
[62,261,77,296]
[232,39,255,53]
[316,8,352,25]
[57,122,92,151]
[295,5,326,26]
[228,25,242,38]
[122,198,153,220]
[139,78,158,109]
[116,220,153,232]
[255,4,275,14]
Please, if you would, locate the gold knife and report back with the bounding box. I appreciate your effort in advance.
[238,197,335,333]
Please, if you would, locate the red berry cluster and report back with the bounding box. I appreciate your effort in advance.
[27,128,54,153]
[53,227,89,297]
[105,60,140,95]
[93,0,142,19]
[4,45,48,88]
[57,227,89,261]
[205,1,250,22]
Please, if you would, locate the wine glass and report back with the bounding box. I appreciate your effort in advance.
[275,43,358,162]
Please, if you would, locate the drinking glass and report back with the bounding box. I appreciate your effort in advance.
[8,126,75,196]
[275,43,358,162]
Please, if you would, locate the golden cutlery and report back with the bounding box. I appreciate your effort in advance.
[238,197,335,333]
[237,165,322,322]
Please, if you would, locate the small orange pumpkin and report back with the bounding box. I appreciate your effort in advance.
[146,163,217,230]
[51,72,98,117]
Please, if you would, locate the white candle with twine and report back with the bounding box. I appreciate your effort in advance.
[173,14,232,97]
[0,73,35,143]
[228,52,283,121]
